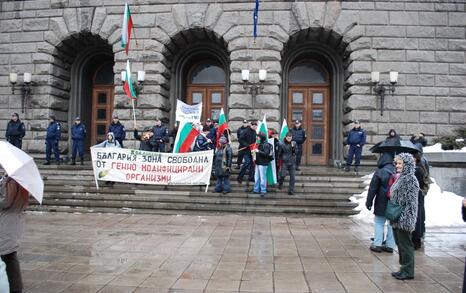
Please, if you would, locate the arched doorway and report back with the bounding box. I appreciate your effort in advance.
[186,61,226,121]
[288,61,330,166]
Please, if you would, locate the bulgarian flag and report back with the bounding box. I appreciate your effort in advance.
[123,60,137,100]
[173,120,200,153]
[257,115,278,185]
[216,108,228,148]
[121,3,134,55]
[279,118,289,141]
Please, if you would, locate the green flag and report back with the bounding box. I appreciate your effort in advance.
[257,115,277,185]
[279,118,289,141]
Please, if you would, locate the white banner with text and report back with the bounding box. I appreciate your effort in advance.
[175,99,202,123]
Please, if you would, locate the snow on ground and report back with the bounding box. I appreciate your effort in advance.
[423,143,466,153]
[350,174,465,227]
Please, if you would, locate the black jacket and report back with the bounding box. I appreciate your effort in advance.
[134,130,153,151]
[277,140,296,166]
[237,126,249,147]
[238,127,256,151]
[255,139,273,166]
[291,127,307,144]
[6,120,25,140]
[366,153,395,216]
[151,125,169,143]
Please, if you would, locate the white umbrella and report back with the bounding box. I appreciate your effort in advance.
[0,141,43,204]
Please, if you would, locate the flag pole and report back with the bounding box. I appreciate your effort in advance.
[131,98,137,129]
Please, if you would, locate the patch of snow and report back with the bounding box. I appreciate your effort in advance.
[423,143,466,153]
[351,174,465,227]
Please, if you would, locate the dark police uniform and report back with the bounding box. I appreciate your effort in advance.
[237,126,257,183]
[108,122,126,148]
[346,126,366,170]
[236,125,249,167]
[290,126,307,170]
[71,122,86,164]
[277,140,297,194]
[6,119,26,149]
[193,134,211,152]
[151,124,169,152]
[45,120,61,163]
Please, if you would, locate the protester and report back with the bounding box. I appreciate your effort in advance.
[193,126,212,152]
[207,120,217,149]
[237,121,258,185]
[70,116,86,165]
[0,176,29,293]
[236,119,249,169]
[390,153,419,280]
[151,118,169,152]
[277,132,296,195]
[290,120,306,171]
[252,132,273,196]
[108,115,126,148]
[366,152,396,253]
[134,127,153,151]
[345,120,366,172]
[169,122,179,152]
[214,136,232,194]
[410,133,427,148]
[412,152,429,250]
[44,115,61,165]
[5,113,25,150]
[94,132,121,148]
[0,258,8,292]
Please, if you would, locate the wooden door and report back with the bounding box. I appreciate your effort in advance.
[288,87,330,165]
[186,86,225,121]
[91,86,114,146]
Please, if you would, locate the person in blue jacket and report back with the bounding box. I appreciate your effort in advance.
[70,116,86,165]
[150,118,169,152]
[44,115,61,165]
[108,115,126,148]
[193,126,213,152]
[345,120,366,172]
[5,113,25,149]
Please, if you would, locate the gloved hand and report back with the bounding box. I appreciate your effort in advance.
[366,203,372,211]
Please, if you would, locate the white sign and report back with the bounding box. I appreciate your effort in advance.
[90,147,213,188]
[176,99,202,122]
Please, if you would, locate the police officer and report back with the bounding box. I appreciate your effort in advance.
[345,120,366,172]
[5,113,25,149]
[151,117,169,152]
[290,120,307,171]
[236,119,249,169]
[277,132,297,195]
[108,115,126,148]
[70,116,86,165]
[44,115,61,165]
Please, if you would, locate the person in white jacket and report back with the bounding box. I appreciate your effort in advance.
[93,132,121,148]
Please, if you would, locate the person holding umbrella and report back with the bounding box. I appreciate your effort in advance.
[0,176,30,293]
[5,113,26,150]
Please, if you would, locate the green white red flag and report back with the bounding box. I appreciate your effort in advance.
[173,120,200,153]
[123,60,137,100]
[216,108,228,148]
[121,3,134,55]
[257,115,277,185]
[279,118,289,141]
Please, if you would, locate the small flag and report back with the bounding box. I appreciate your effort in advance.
[257,115,277,185]
[123,60,137,100]
[279,119,289,141]
[173,120,200,153]
[121,3,134,55]
[216,108,228,148]
[253,0,259,42]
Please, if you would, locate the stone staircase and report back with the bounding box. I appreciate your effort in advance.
[27,163,369,216]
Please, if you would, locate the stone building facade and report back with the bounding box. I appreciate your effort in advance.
[0,0,465,165]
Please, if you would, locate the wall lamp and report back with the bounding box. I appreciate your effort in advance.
[242,69,267,111]
[121,70,145,95]
[371,71,398,116]
[10,73,33,113]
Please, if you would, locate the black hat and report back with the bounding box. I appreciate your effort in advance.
[75,116,81,120]
[243,119,248,123]
[294,120,301,124]
[113,114,119,119]
[250,121,258,126]
[49,115,56,120]
[11,113,19,118]
[206,118,211,122]
[354,120,360,124]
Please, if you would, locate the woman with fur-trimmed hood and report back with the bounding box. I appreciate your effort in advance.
[389,152,419,280]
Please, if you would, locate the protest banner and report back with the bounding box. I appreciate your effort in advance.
[90,147,213,189]
[175,99,202,122]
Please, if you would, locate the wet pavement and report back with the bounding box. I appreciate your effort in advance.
[19,212,465,293]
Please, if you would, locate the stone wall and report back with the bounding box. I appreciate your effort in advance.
[0,0,465,158]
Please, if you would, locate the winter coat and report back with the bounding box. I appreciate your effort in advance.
[255,136,273,166]
[193,134,211,152]
[346,127,366,146]
[0,177,28,256]
[207,128,217,148]
[366,153,395,216]
[277,140,296,166]
[94,132,121,148]
[134,130,153,151]
[108,122,126,141]
[238,127,256,151]
[237,126,249,147]
[46,121,61,141]
[390,153,419,232]
[291,127,307,144]
[214,145,232,177]
[71,123,86,141]
[6,120,25,140]
[151,125,169,143]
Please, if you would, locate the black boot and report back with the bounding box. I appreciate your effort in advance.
[70,159,76,165]
[80,158,84,165]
